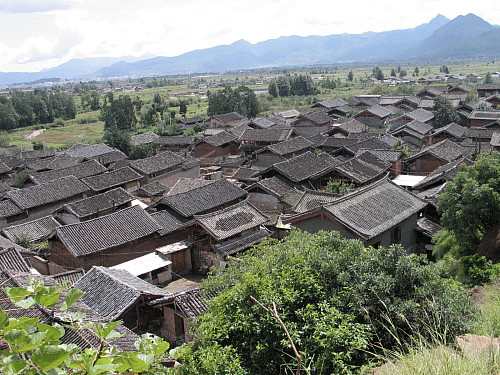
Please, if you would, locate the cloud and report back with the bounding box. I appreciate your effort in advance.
[0,0,73,13]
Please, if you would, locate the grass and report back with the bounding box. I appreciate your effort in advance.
[472,279,500,337]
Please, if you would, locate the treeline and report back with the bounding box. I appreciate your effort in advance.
[207,86,259,118]
[0,90,76,130]
[268,74,316,97]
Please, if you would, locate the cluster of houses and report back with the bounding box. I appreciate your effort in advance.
[0,83,498,352]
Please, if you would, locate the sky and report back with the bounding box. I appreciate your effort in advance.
[0,0,499,72]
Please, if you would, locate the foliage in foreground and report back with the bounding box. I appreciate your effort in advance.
[472,279,500,337]
[0,281,169,374]
[191,231,474,375]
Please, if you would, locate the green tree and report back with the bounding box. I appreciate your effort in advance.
[440,65,450,74]
[195,231,473,374]
[179,101,188,116]
[414,67,420,76]
[103,125,131,154]
[268,80,279,97]
[326,179,353,194]
[483,72,493,84]
[391,68,397,77]
[372,66,384,81]
[432,96,459,127]
[347,70,354,82]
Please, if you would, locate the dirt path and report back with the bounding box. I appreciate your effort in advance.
[25,129,45,140]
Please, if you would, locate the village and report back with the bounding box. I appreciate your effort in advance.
[0,71,498,357]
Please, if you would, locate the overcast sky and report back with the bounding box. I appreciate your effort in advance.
[1,0,499,72]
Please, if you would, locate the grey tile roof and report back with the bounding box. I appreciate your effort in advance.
[0,248,31,272]
[0,235,28,254]
[320,137,358,149]
[0,161,12,175]
[29,159,107,184]
[273,151,340,183]
[293,190,339,213]
[416,217,442,238]
[356,149,402,163]
[413,158,469,190]
[407,108,434,123]
[266,136,313,156]
[313,98,348,109]
[130,132,160,146]
[231,167,259,182]
[82,167,143,192]
[56,206,161,257]
[195,201,268,241]
[94,150,128,165]
[20,149,55,160]
[362,105,393,118]
[468,111,500,120]
[6,176,90,210]
[417,182,447,207]
[406,139,468,163]
[51,269,85,287]
[160,179,247,218]
[240,128,292,143]
[167,178,214,196]
[324,179,427,239]
[464,127,495,139]
[432,122,466,138]
[2,215,61,243]
[74,266,168,320]
[380,134,401,148]
[137,181,168,197]
[155,136,194,146]
[25,155,83,172]
[63,188,134,219]
[401,120,433,135]
[294,109,333,126]
[214,227,272,256]
[150,210,189,236]
[334,153,390,184]
[250,117,276,129]
[335,118,368,134]
[65,143,116,158]
[0,199,23,218]
[212,112,245,125]
[345,137,392,154]
[203,131,237,147]
[130,151,187,175]
[250,176,296,198]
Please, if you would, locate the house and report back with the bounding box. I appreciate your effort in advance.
[328,118,368,137]
[28,159,107,185]
[428,123,466,144]
[477,84,500,98]
[491,132,500,151]
[2,176,90,226]
[283,178,427,250]
[55,187,134,224]
[49,205,166,270]
[318,137,359,155]
[468,111,500,127]
[356,149,403,176]
[416,86,447,99]
[248,117,276,129]
[406,108,435,124]
[0,247,32,273]
[136,181,169,199]
[405,140,469,175]
[111,250,173,285]
[190,201,271,271]
[485,94,500,109]
[291,110,334,136]
[130,151,200,187]
[74,266,169,333]
[155,179,248,220]
[239,128,293,153]
[64,143,127,166]
[312,98,348,110]
[412,158,469,192]
[267,151,341,188]
[82,166,143,193]
[252,136,314,169]
[354,105,393,128]
[286,189,339,214]
[155,136,194,153]
[2,215,61,244]
[391,120,434,147]
[193,131,241,159]
[332,152,391,186]
[130,132,160,147]
[25,155,82,172]
[209,112,246,128]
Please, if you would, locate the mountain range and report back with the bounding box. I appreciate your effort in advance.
[1,13,499,86]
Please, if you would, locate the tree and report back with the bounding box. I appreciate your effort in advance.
[440,65,450,74]
[433,96,459,127]
[399,70,407,78]
[483,72,493,84]
[268,80,279,97]
[347,70,354,82]
[179,101,188,116]
[103,124,131,154]
[195,231,473,374]
[277,76,291,97]
[438,153,500,256]
[207,86,259,118]
[414,67,420,76]
[0,281,170,374]
[391,68,397,77]
[326,179,353,194]
[372,66,384,81]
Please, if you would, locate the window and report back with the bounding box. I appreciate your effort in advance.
[391,226,402,243]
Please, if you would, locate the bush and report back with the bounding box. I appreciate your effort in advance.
[195,231,474,374]
[472,279,500,337]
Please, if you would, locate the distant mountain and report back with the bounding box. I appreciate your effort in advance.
[1,13,500,86]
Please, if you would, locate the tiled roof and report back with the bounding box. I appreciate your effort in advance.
[94,150,128,165]
[6,176,90,210]
[406,139,468,163]
[416,217,442,238]
[212,112,245,124]
[491,132,500,147]
[413,158,468,190]
[293,190,339,213]
[294,109,332,126]
[335,118,368,134]
[313,98,348,109]
[334,153,390,184]
[240,128,292,143]
[231,167,259,182]
[320,137,358,149]
[82,167,143,192]
[56,206,161,257]
[362,105,392,118]
[20,149,55,160]
[74,266,168,320]
[324,179,427,239]
[29,159,107,184]
[0,161,12,175]
[63,188,134,219]
[0,199,23,218]
[130,151,187,175]
[356,149,402,163]
[160,179,247,218]
[194,201,268,241]
[464,127,495,139]
[468,111,500,120]
[417,182,447,207]
[155,136,194,146]
[130,132,160,146]
[137,181,168,197]
[25,155,82,172]
[167,178,214,196]
[250,117,276,129]
[292,125,331,138]
[51,269,85,287]
[2,215,61,243]
[203,131,238,147]
[0,248,31,272]
[266,136,313,156]
[214,227,272,256]
[432,122,466,138]
[346,137,392,154]
[399,120,433,135]
[273,151,340,183]
[380,134,401,148]
[150,210,188,236]
[407,108,434,123]
[250,176,296,198]
[65,143,116,158]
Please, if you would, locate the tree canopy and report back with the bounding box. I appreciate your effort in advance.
[432,96,459,127]
[207,86,259,118]
[193,231,473,375]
